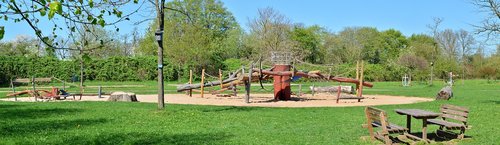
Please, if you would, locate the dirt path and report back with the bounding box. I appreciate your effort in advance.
[0,93,433,108]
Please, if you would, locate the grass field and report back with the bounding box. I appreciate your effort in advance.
[0,80,499,144]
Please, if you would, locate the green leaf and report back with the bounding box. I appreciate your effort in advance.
[82,54,92,62]
[0,26,4,40]
[98,19,105,27]
[89,0,94,8]
[134,0,138,3]
[40,8,46,16]
[75,7,81,15]
[48,1,62,19]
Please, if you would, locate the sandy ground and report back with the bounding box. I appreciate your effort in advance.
[0,93,433,108]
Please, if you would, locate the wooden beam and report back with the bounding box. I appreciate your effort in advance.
[200,69,205,98]
[189,69,193,97]
[219,69,223,89]
[252,68,373,87]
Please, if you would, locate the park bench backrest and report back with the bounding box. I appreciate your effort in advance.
[365,107,389,130]
[440,104,469,124]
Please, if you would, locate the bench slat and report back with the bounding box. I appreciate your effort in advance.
[442,114,467,122]
[427,119,465,128]
[442,104,469,112]
[441,108,468,117]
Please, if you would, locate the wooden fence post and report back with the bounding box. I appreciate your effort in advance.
[200,69,205,98]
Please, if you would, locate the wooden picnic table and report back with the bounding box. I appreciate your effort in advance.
[395,109,441,142]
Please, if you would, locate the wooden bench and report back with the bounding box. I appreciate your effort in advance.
[363,107,408,145]
[427,104,470,139]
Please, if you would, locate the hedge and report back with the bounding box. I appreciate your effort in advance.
[0,56,179,86]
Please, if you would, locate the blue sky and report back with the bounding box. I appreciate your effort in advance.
[1,0,497,53]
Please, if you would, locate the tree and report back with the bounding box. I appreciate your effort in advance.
[472,0,500,38]
[290,24,324,64]
[0,0,143,49]
[408,34,439,61]
[247,7,296,60]
[456,29,476,82]
[142,0,241,75]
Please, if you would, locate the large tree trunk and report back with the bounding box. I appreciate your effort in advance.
[310,85,354,94]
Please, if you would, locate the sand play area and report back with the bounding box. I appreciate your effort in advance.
[1,93,433,107]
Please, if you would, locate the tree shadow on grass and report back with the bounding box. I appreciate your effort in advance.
[481,100,500,104]
[200,106,262,112]
[0,118,108,137]
[0,103,24,109]
[0,108,82,120]
[61,132,233,145]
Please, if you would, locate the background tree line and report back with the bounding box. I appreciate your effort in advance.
[1,0,499,85]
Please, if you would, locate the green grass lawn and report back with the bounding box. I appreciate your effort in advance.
[0,80,499,144]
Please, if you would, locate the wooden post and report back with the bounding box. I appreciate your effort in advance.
[189,69,193,97]
[219,69,223,89]
[200,69,205,98]
[356,60,360,80]
[32,76,37,101]
[355,60,360,96]
[298,84,302,97]
[245,64,252,103]
[11,79,16,101]
[10,79,15,93]
[357,61,364,102]
[406,115,412,133]
[98,85,102,98]
[336,84,341,103]
[311,84,315,96]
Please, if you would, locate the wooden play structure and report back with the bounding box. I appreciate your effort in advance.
[177,52,373,104]
[6,76,107,101]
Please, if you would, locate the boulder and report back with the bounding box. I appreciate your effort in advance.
[108,92,138,102]
[436,86,453,100]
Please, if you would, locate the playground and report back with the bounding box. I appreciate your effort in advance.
[1,93,433,107]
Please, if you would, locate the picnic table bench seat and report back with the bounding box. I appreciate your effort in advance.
[363,107,409,145]
[371,121,408,133]
[427,119,466,129]
[427,104,470,139]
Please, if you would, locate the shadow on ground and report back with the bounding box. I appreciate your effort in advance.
[61,132,233,144]
[0,118,108,136]
[0,108,82,120]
